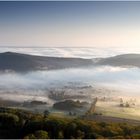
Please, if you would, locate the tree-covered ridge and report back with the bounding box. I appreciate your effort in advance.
[0,107,140,139]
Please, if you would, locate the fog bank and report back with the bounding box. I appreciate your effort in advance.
[0,66,140,102]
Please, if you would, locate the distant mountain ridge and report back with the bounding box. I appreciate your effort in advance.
[97,54,140,67]
[0,52,140,72]
[0,52,93,72]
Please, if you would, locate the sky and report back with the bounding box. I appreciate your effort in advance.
[0,1,140,48]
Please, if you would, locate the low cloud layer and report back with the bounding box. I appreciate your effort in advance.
[0,66,140,101]
[1,47,140,58]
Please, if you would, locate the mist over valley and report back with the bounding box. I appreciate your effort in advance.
[0,50,140,120]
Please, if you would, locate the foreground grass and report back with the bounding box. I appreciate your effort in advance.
[0,107,140,139]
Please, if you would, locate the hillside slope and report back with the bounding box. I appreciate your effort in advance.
[0,52,140,72]
[96,54,140,67]
[0,52,93,71]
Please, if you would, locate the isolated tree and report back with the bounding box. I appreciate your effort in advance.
[34,130,49,139]
[43,110,50,117]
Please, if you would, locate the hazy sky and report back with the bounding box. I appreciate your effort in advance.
[0,1,140,47]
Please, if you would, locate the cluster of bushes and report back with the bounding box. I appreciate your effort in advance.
[0,107,140,139]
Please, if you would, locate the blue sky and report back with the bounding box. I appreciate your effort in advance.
[0,1,140,47]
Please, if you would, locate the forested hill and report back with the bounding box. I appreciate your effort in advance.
[0,107,140,139]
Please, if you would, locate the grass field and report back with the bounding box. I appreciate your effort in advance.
[95,101,140,121]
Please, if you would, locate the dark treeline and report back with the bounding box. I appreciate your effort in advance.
[0,107,140,139]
